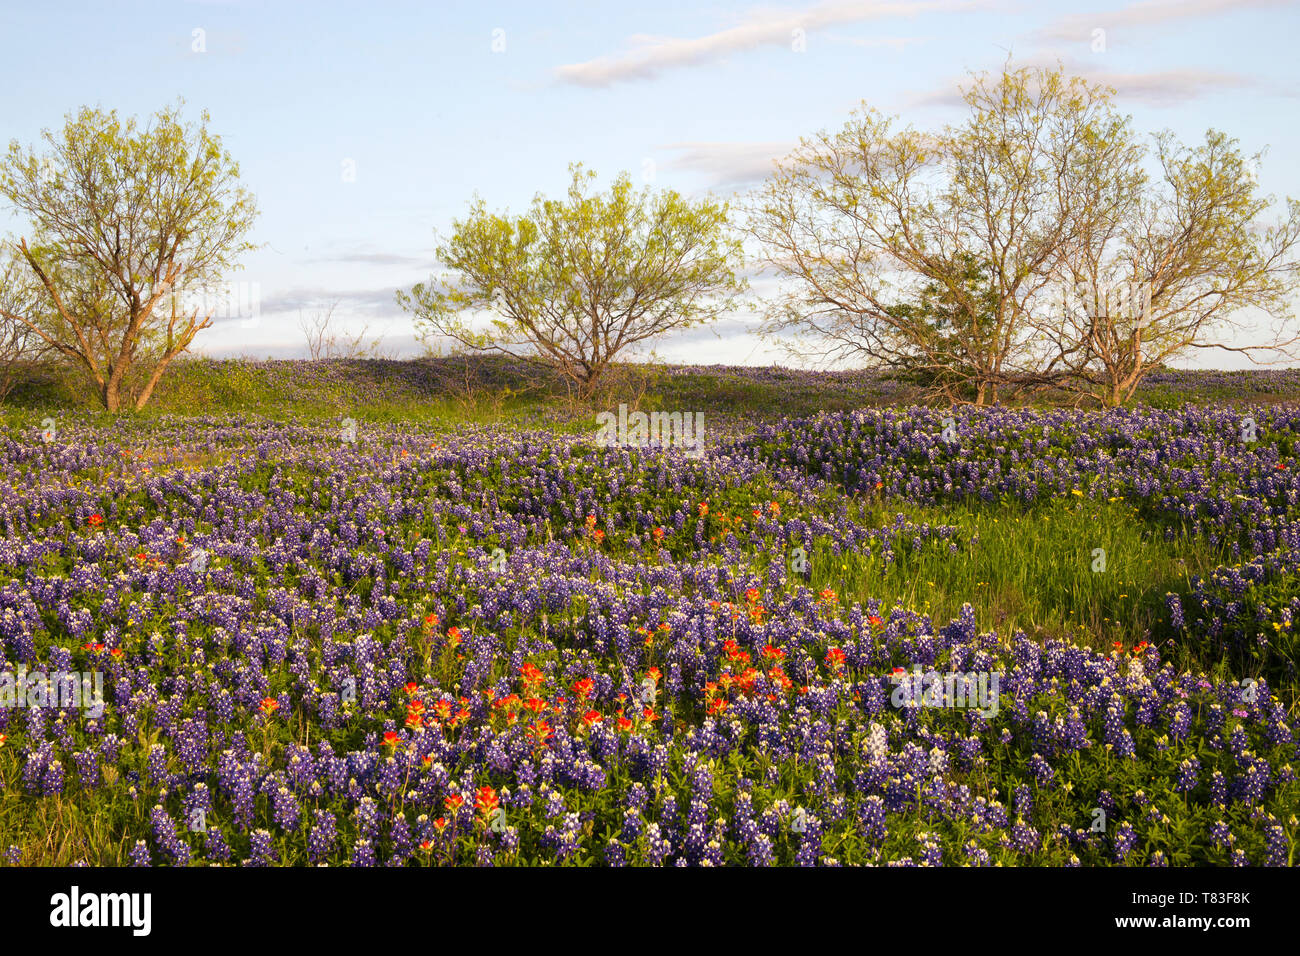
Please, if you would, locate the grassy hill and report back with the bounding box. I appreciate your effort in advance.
[6,355,1300,425]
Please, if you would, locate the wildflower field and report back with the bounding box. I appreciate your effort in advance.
[0,363,1297,867]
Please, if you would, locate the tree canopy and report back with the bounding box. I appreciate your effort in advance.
[747,63,1300,406]
[397,163,746,399]
[0,102,258,410]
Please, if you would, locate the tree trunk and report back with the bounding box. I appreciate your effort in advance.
[101,356,132,413]
[135,357,176,410]
[579,365,604,403]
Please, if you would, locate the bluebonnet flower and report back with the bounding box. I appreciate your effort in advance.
[1112,822,1137,862]
[1263,825,1288,867]
[962,841,990,866]
[128,840,151,866]
[1166,593,1185,630]
[350,839,376,868]
[746,833,774,867]
[241,829,275,867]
[308,810,337,864]
[1210,771,1229,808]
[858,795,887,844]
[204,826,232,862]
[149,805,191,866]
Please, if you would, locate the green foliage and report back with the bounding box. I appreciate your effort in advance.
[397,164,747,397]
[0,101,258,411]
[885,253,1001,402]
[749,63,1300,407]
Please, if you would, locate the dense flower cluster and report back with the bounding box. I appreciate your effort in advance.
[738,404,1300,683]
[0,405,1295,866]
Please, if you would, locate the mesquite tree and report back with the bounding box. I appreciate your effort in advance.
[748,66,1149,404]
[751,64,1300,405]
[1051,130,1300,406]
[397,164,746,398]
[0,103,258,411]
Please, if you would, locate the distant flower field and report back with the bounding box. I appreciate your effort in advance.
[0,397,1297,866]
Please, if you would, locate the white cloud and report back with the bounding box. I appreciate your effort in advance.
[659,141,797,188]
[909,53,1267,109]
[257,286,405,316]
[1035,0,1293,43]
[555,0,990,87]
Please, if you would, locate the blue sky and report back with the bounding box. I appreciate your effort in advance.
[2,0,1298,366]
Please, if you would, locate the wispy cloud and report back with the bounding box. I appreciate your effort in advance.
[1034,0,1293,43]
[659,141,796,188]
[554,0,988,88]
[1089,67,1261,106]
[257,286,404,316]
[909,53,1272,109]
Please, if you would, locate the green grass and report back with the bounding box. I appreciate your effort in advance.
[733,495,1242,680]
[9,356,1300,427]
[846,499,1222,641]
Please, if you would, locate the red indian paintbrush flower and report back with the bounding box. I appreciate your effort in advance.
[475,786,499,816]
[529,719,555,746]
